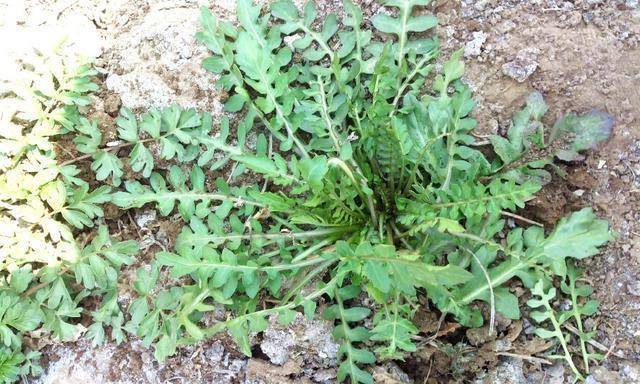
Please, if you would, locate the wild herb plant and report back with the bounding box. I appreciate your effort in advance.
[112,0,611,382]
[0,0,615,383]
[527,262,604,381]
[0,51,138,380]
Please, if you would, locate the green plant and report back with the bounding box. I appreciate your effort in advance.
[527,262,603,381]
[106,0,611,382]
[0,0,614,383]
[0,49,138,381]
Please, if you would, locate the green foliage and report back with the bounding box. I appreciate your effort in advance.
[94,1,613,382]
[324,286,375,384]
[490,92,612,183]
[0,48,138,381]
[0,349,23,384]
[96,1,613,382]
[1,1,614,383]
[526,263,603,381]
[69,104,214,186]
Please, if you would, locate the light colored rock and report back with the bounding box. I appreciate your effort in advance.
[134,209,156,228]
[260,313,339,366]
[465,31,488,57]
[627,280,640,296]
[104,5,222,112]
[36,341,159,384]
[586,366,624,384]
[106,71,176,111]
[474,358,526,384]
[620,361,640,382]
[502,49,539,83]
[261,325,297,365]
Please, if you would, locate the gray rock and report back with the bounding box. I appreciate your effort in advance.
[313,368,338,383]
[627,280,640,296]
[475,358,526,384]
[207,340,226,362]
[502,49,539,82]
[134,209,156,228]
[260,313,339,366]
[465,31,488,57]
[620,361,640,383]
[540,362,565,384]
[260,326,297,365]
[104,5,221,112]
[586,366,624,384]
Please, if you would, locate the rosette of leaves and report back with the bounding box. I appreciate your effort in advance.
[108,0,613,382]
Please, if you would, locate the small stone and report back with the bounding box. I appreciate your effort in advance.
[465,31,488,57]
[260,327,296,365]
[585,376,599,384]
[497,20,516,34]
[313,368,337,383]
[567,11,583,27]
[620,362,640,382]
[502,49,539,83]
[135,210,156,228]
[583,12,595,23]
[627,280,640,296]
[104,93,122,116]
[474,0,490,11]
[586,366,624,384]
[546,362,565,380]
[206,341,225,362]
[259,313,339,366]
[573,189,585,196]
[523,318,536,335]
[474,358,525,384]
[598,160,607,169]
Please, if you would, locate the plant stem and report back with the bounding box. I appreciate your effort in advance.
[280,258,338,304]
[291,239,334,263]
[547,303,584,381]
[335,286,360,384]
[196,273,344,340]
[178,226,357,246]
[389,54,435,118]
[328,158,378,223]
[401,132,450,196]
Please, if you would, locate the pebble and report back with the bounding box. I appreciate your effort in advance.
[620,362,640,382]
[502,49,539,82]
[586,366,624,384]
[465,31,488,57]
[135,209,156,228]
[627,280,640,296]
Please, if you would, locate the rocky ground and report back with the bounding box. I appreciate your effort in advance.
[2,0,640,383]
